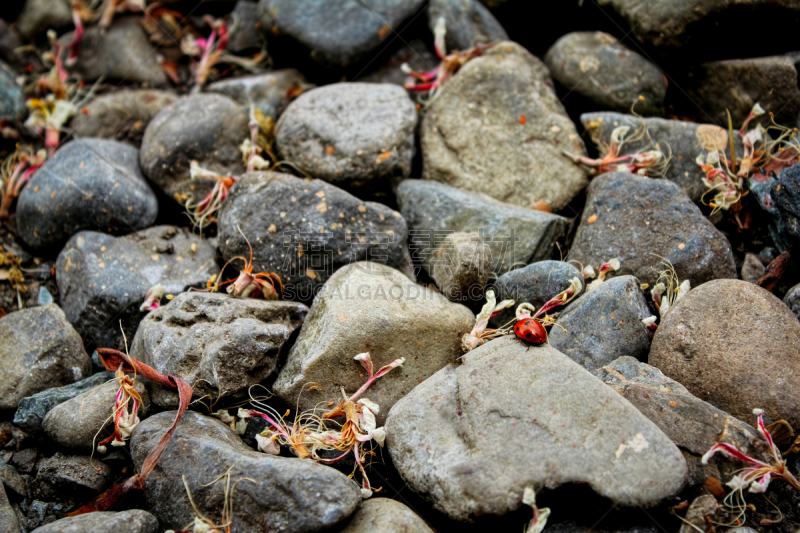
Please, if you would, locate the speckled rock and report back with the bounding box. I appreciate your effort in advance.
[649,279,800,429]
[0,304,91,412]
[55,226,218,351]
[30,510,159,533]
[139,93,248,199]
[206,69,313,119]
[545,32,666,115]
[32,453,112,502]
[131,411,360,532]
[69,90,177,146]
[424,232,490,303]
[397,180,568,276]
[17,138,159,253]
[784,283,800,321]
[421,41,588,212]
[567,172,737,288]
[273,262,474,425]
[217,172,412,300]
[750,162,800,251]
[337,498,434,533]
[276,83,417,191]
[427,0,508,52]
[0,60,24,121]
[15,0,72,39]
[386,336,687,521]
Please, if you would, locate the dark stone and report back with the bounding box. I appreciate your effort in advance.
[750,162,800,250]
[0,60,24,122]
[427,0,508,52]
[784,282,800,321]
[227,0,264,53]
[30,510,159,533]
[0,483,20,533]
[15,0,72,40]
[10,448,38,475]
[360,39,438,87]
[0,464,27,499]
[32,454,112,502]
[206,69,313,119]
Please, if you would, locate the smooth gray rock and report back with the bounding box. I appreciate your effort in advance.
[425,232,490,303]
[741,253,765,284]
[545,32,666,115]
[386,336,687,521]
[550,276,652,372]
[276,83,417,190]
[32,453,112,502]
[30,510,159,533]
[131,411,361,532]
[784,283,800,321]
[421,41,588,212]
[397,180,568,276]
[0,464,27,499]
[217,172,412,300]
[0,304,91,411]
[206,69,313,119]
[131,292,308,404]
[337,498,434,533]
[427,0,508,52]
[17,138,159,253]
[55,226,219,351]
[274,262,474,425]
[140,93,248,199]
[0,61,24,121]
[567,172,737,288]
[14,371,114,436]
[15,0,72,39]
[227,0,263,53]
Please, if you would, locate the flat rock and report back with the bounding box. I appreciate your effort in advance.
[427,0,508,52]
[0,304,91,411]
[140,93,248,199]
[17,138,159,253]
[385,336,687,520]
[55,226,218,351]
[545,32,666,116]
[397,180,568,276]
[69,90,177,146]
[784,282,800,321]
[206,69,313,119]
[32,453,112,502]
[337,498,434,533]
[424,232,490,303]
[217,172,412,300]
[276,83,417,191]
[273,262,474,425]
[30,510,159,533]
[0,60,24,121]
[567,172,737,287]
[550,276,652,372]
[420,41,588,212]
[131,411,360,532]
[15,0,72,39]
[649,279,800,429]
[131,292,308,404]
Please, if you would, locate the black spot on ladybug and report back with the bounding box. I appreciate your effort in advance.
[526,332,532,338]
[525,320,531,325]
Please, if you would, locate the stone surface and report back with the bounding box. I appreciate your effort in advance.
[217,172,412,299]
[276,83,417,191]
[649,279,800,429]
[567,172,737,288]
[43,378,149,452]
[0,60,24,121]
[397,180,568,276]
[741,253,766,284]
[386,336,687,521]
[750,162,800,251]
[424,232,490,303]
[0,483,20,533]
[227,0,264,53]
[131,411,360,532]
[206,69,313,119]
[32,453,112,501]
[30,510,159,533]
[131,292,307,403]
[55,226,218,351]
[428,0,508,52]
[361,39,438,87]
[274,262,474,424]
[545,32,666,116]
[337,498,434,533]
[14,371,114,436]
[785,283,800,321]
[550,276,652,372]
[0,304,91,412]
[17,138,159,253]
[15,0,72,39]
[140,93,248,199]
[69,90,177,146]
[420,41,588,212]
[257,0,427,68]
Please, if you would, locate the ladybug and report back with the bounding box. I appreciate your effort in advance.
[514,319,547,345]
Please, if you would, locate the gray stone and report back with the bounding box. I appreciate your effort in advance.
[257,0,427,69]
[43,379,149,452]
[0,464,27,499]
[275,83,417,190]
[32,454,112,502]
[0,61,24,122]
[550,276,652,372]
[55,226,218,351]
[544,32,666,116]
[69,90,177,146]
[428,0,508,52]
[397,180,568,276]
[17,138,159,253]
[0,304,91,412]
[649,279,800,430]
[227,0,264,53]
[30,510,159,533]
[784,282,800,321]
[131,411,360,532]
[130,292,307,404]
[385,336,687,521]
[425,232,490,303]
[140,93,248,199]
[206,69,313,119]
[14,371,114,436]
[0,483,20,533]
[217,172,412,300]
[420,41,588,212]
[10,448,38,475]
[15,0,72,39]
[62,17,167,86]
[741,253,765,284]
[274,262,474,425]
[361,39,438,87]
[567,172,737,288]
[337,498,434,533]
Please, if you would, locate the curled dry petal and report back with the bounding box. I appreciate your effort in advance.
[139,284,166,311]
[354,352,374,378]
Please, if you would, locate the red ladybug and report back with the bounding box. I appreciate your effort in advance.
[514,319,547,345]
